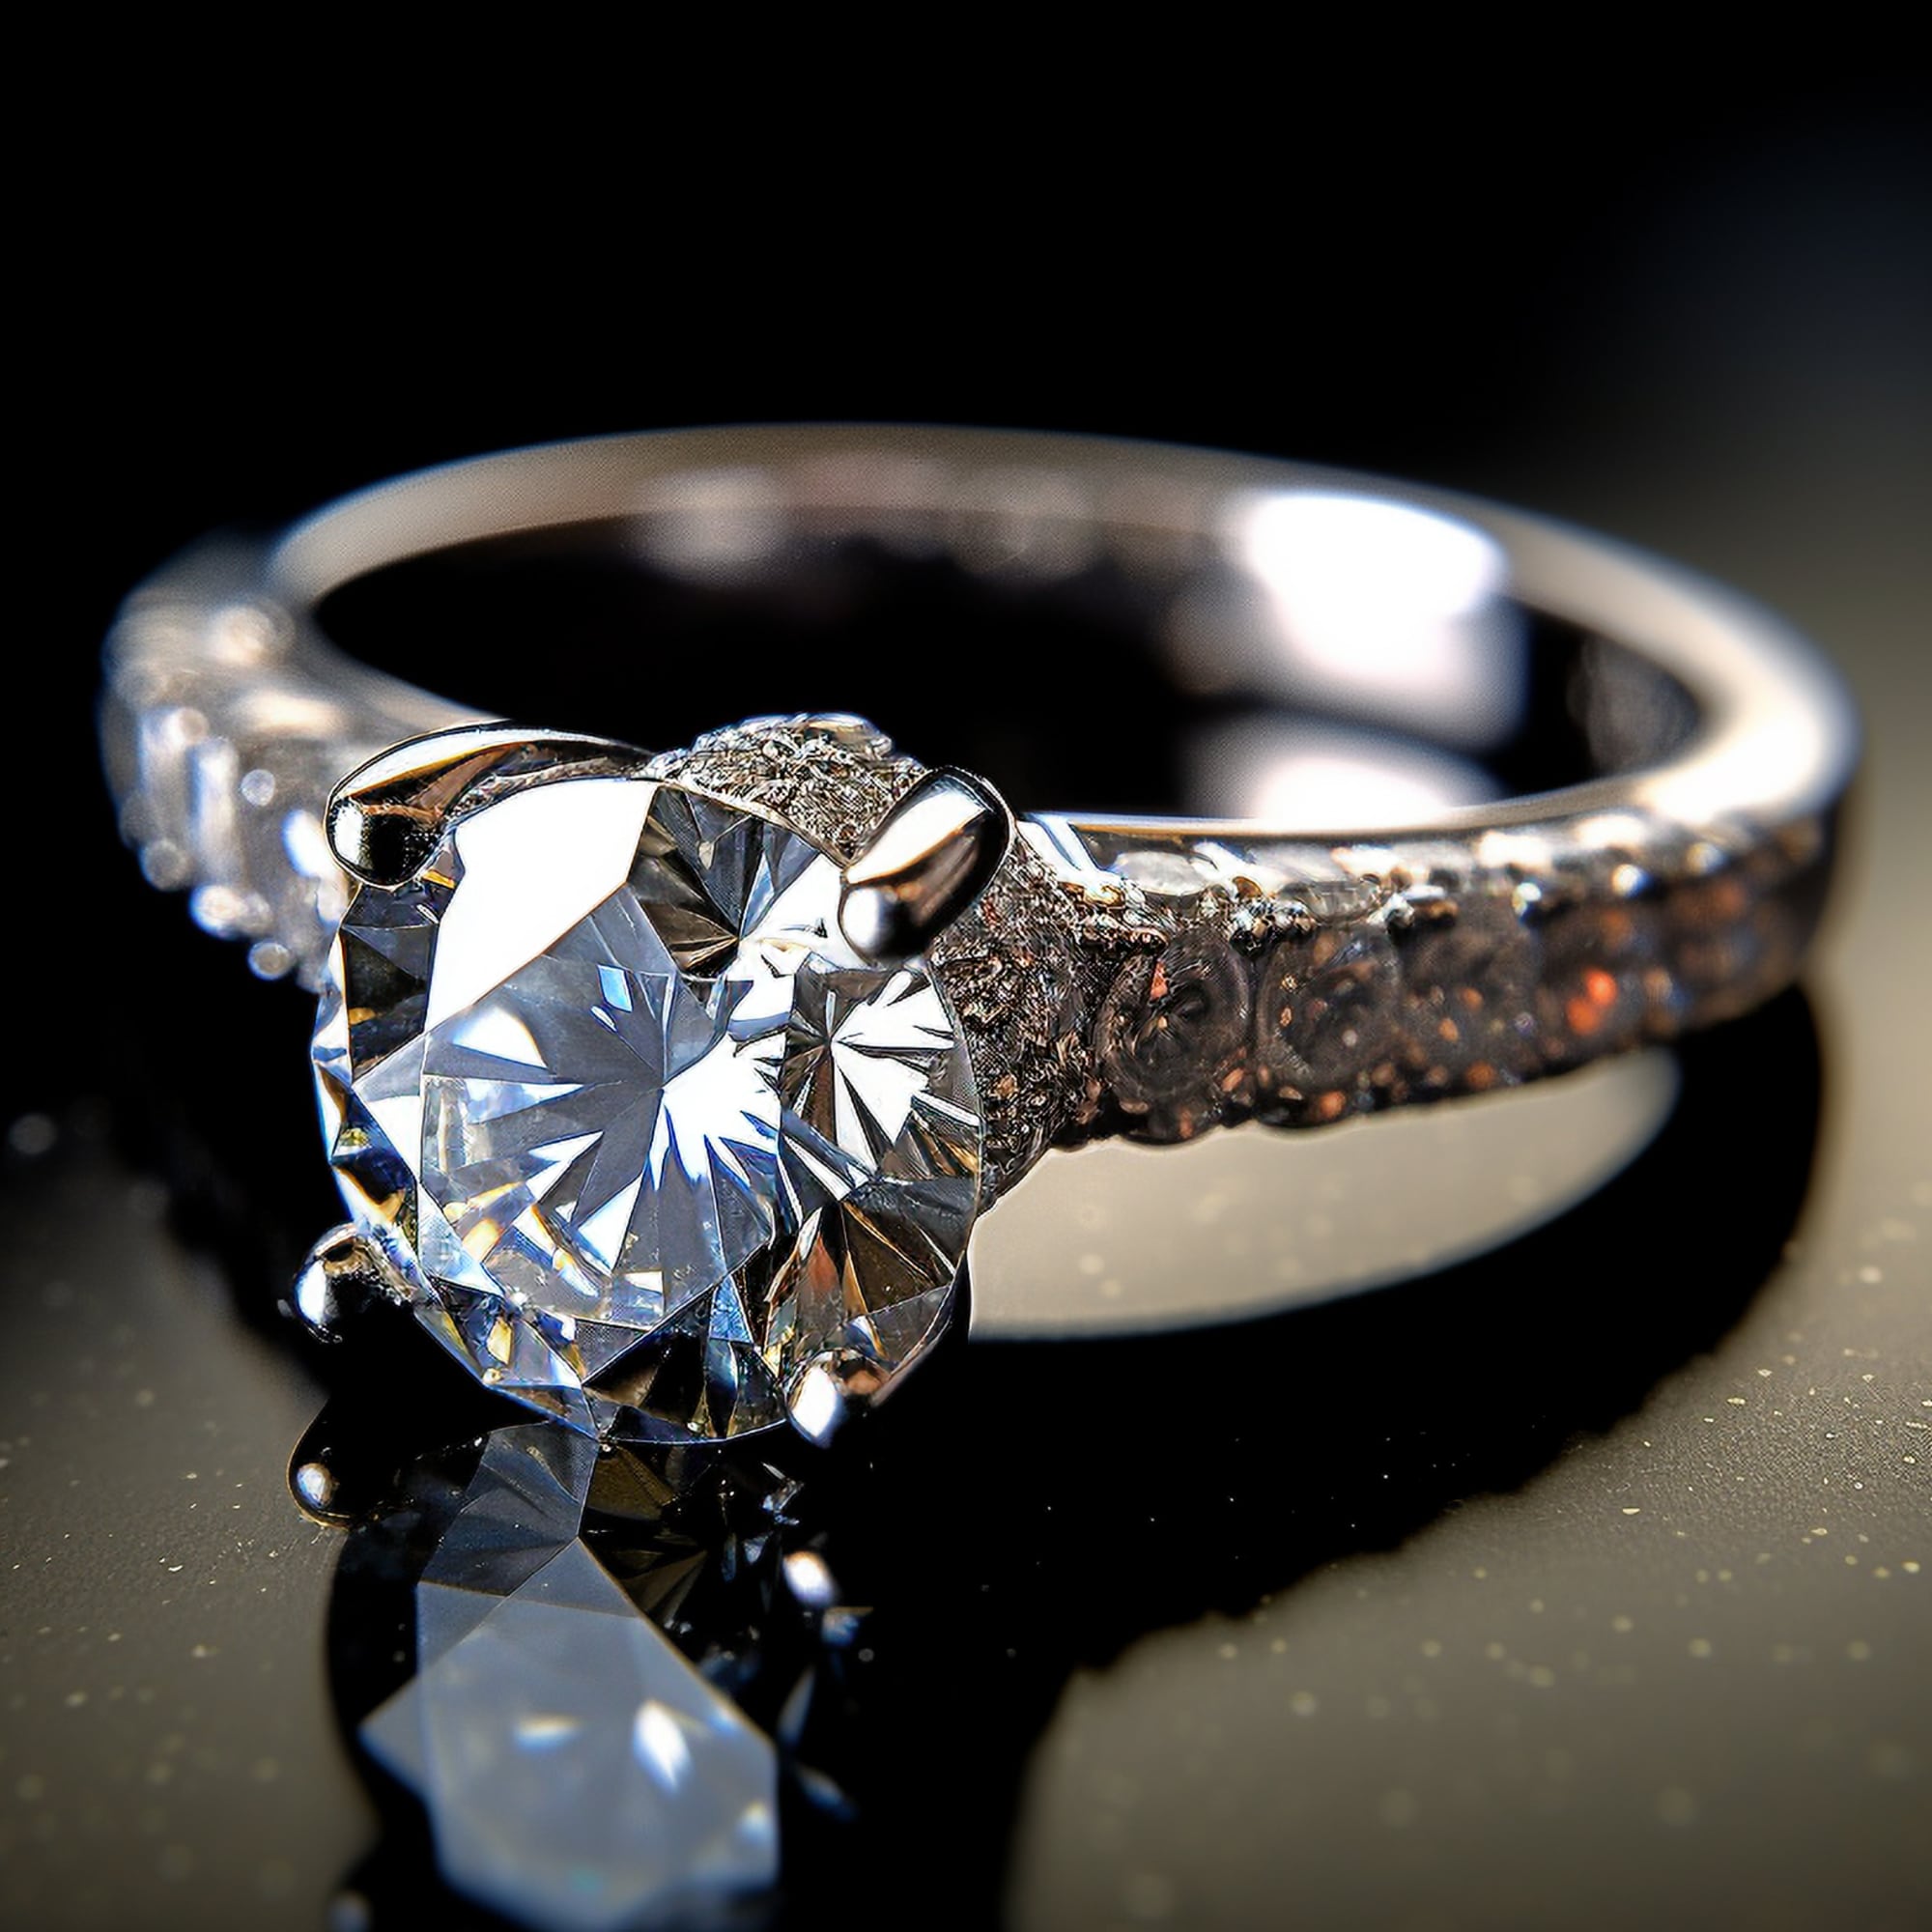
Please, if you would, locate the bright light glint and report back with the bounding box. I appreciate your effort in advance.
[1222,489,1525,748]
[633,1699,695,1787]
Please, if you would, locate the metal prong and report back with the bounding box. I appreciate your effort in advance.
[286,1223,410,1345]
[326,723,640,886]
[838,768,1014,965]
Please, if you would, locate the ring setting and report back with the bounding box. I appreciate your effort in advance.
[304,715,1008,1445]
[100,428,1858,1449]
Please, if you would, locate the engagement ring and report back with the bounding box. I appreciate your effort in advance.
[100,427,1857,1447]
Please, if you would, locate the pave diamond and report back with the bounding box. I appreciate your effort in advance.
[313,770,983,1442]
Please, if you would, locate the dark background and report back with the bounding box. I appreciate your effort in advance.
[6,68,1928,1932]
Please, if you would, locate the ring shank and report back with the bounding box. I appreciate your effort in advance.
[101,427,1854,1152]
[269,426,1853,834]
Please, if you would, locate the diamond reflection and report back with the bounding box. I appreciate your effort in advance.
[320,1419,845,1931]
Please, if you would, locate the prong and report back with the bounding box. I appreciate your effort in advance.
[838,768,1014,964]
[286,1223,411,1345]
[326,723,640,886]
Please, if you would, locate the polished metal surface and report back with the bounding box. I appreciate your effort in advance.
[102,430,1856,987]
[838,766,1014,965]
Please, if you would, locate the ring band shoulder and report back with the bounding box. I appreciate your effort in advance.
[101,427,1857,1196]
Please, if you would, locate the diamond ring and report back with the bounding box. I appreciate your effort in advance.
[100,426,1858,1447]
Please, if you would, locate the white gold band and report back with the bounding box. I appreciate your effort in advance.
[102,426,1856,1157]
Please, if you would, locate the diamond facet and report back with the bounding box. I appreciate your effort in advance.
[313,769,983,1442]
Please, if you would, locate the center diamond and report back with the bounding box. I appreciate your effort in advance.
[312,772,983,1442]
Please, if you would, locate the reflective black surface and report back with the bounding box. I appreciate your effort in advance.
[10,78,1929,1932]
[261,990,1805,1932]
